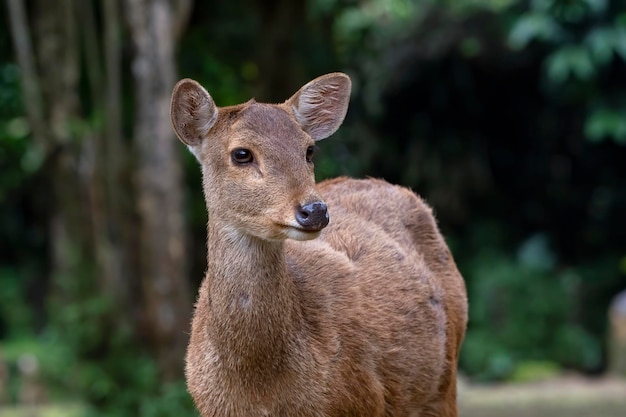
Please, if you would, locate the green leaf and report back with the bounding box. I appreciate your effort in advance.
[585,107,626,144]
[517,233,556,271]
[613,26,626,61]
[546,46,595,83]
[584,0,608,15]
[21,145,45,173]
[585,27,615,65]
[509,360,561,382]
[509,12,564,49]
[5,117,30,140]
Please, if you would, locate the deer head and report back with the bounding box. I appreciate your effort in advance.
[170,73,351,242]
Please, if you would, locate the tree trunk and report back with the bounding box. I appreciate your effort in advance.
[31,0,93,302]
[8,0,192,384]
[125,0,191,381]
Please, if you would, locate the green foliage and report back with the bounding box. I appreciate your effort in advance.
[459,228,605,381]
[35,266,197,417]
[0,268,33,338]
[509,0,626,144]
[508,360,561,382]
[0,63,46,344]
[1,331,195,416]
[585,107,626,144]
[546,45,595,82]
[0,64,32,198]
[0,234,193,414]
[138,382,197,417]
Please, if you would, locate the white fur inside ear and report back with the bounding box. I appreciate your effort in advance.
[191,91,218,139]
[294,84,337,132]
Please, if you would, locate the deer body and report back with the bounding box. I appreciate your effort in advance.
[171,73,467,417]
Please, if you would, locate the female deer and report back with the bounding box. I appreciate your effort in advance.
[170,73,467,417]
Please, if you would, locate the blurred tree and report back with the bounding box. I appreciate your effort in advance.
[4,0,192,388]
[124,0,191,382]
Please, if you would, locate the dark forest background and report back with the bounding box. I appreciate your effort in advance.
[1,0,625,415]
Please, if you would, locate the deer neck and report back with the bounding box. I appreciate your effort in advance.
[204,218,302,371]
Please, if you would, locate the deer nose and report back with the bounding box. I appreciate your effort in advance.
[295,201,329,231]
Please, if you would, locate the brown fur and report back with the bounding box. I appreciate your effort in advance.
[170,73,468,417]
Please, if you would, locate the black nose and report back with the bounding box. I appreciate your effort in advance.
[295,201,329,231]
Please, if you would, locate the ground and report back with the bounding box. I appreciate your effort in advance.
[0,376,624,417]
[0,403,83,417]
[458,375,626,417]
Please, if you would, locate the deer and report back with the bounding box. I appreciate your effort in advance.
[170,72,468,417]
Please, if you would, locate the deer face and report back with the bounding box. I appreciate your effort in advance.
[200,102,327,241]
[170,73,351,242]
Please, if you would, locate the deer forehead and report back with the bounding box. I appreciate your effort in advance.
[225,102,313,150]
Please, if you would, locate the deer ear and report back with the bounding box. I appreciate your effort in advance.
[171,79,218,147]
[286,72,351,141]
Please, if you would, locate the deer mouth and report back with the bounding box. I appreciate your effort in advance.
[279,223,323,241]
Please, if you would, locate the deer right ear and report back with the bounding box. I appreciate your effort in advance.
[286,72,351,141]
[171,79,218,147]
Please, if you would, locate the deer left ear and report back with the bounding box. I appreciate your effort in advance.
[286,72,351,141]
[171,78,218,147]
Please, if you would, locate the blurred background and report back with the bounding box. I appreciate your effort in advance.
[1,0,626,416]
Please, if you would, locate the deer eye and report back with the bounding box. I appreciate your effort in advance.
[306,145,318,163]
[231,148,253,164]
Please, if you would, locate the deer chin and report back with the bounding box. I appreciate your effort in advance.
[284,227,322,241]
[236,221,322,242]
[264,218,325,241]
